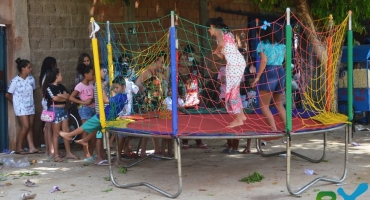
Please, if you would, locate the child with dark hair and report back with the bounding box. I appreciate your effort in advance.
[69,63,96,159]
[75,53,92,85]
[39,56,58,157]
[42,67,79,162]
[60,76,128,146]
[251,21,286,131]
[5,58,38,154]
[206,17,246,128]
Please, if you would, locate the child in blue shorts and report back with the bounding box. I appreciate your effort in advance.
[59,76,127,148]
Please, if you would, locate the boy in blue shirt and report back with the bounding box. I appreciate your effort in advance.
[60,76,127,143]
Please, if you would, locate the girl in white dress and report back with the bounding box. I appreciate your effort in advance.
[5,58,39,154]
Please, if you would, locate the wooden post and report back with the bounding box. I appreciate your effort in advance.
[198,0,209,77]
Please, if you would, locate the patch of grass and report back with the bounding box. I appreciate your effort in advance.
[102,187,113,192]
[313,189,320,192]
[240,171,264,183]
[104,177,111,181]
[118,166,127,174]
[19,171,39,177]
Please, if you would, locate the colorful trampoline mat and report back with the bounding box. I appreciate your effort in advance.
[108,114,345,137]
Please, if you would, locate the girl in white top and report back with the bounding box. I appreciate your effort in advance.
[5,58,39,154]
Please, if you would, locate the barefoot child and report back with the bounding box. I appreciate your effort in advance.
[206,17,246,128]
[69,64,96,159]
[60,76,127,153]
[42,67,79,161]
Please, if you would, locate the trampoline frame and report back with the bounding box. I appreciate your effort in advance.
[88,7,354,199]
[105,123,348,198]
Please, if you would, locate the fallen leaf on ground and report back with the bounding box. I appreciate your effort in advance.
[102,188,113,192]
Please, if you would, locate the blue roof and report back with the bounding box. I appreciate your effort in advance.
[341,45,370,63]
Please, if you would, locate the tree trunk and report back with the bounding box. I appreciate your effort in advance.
[295,0,331,111]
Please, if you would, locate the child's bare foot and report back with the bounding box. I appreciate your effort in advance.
[75,139,88,146]
[242,115,247,121]
[226,120,243,128]
[65,154,79,160]
[59,131,72,140]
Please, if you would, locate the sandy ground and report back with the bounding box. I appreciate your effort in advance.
[1,127,370,200]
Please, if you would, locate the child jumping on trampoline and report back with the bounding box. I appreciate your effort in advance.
[59,76,128,150]
[206,17,246,128]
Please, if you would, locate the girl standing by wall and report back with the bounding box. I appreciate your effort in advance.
[6,58,39,154]
[39,56,58,157]
[42,67,79,162]
[69,64,96,158]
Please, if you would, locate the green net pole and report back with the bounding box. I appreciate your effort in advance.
[285,8,292,132]
[347,11,353,122]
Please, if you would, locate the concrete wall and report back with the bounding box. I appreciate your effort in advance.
[2,0,255,148]
[26,0,93,146]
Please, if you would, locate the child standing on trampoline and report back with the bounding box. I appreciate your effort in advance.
[206,17,246,128]
[252,22,286,131]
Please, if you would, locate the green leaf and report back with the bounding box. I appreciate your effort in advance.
[102,187,113,192]
[240,171,265,183]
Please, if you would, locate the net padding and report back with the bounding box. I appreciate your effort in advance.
[94,11,349,136]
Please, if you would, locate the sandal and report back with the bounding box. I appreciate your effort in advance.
[230,150,239,154]
[195,143,209,149]
[222,148,231,153]
[54,156,63,162]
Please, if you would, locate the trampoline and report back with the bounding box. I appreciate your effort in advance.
[88,8,354,199]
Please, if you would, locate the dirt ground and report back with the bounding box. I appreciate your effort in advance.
[1,126,370,200]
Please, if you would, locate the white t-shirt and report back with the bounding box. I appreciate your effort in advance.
[163,96,185,111]
[121,79,139,116]
[7,75,36,116]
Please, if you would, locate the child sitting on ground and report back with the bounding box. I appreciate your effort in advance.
[160,88,185,156]
[59,76,127,149]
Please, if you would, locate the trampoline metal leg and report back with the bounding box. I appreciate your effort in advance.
[286,126,349,196]
[256,133,327,163]
[106,131,183,198]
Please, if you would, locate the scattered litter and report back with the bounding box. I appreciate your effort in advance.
[51,164,56,166]
[0,157,30,168]
[240,171,264,183]
[50,186,60,193]
[37,160,43,164]
[282,140,287,144]
[356,125,370,131]
[9,151,16,154]
[336,183,347,186]
[20,193,36,200]
[40,144,46,148]
[279,154,287,157]
[2,149,10,154]
[261,142,267,146]
[24,179,38,187]
[304,169,314,175]
[351,142,361,146]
